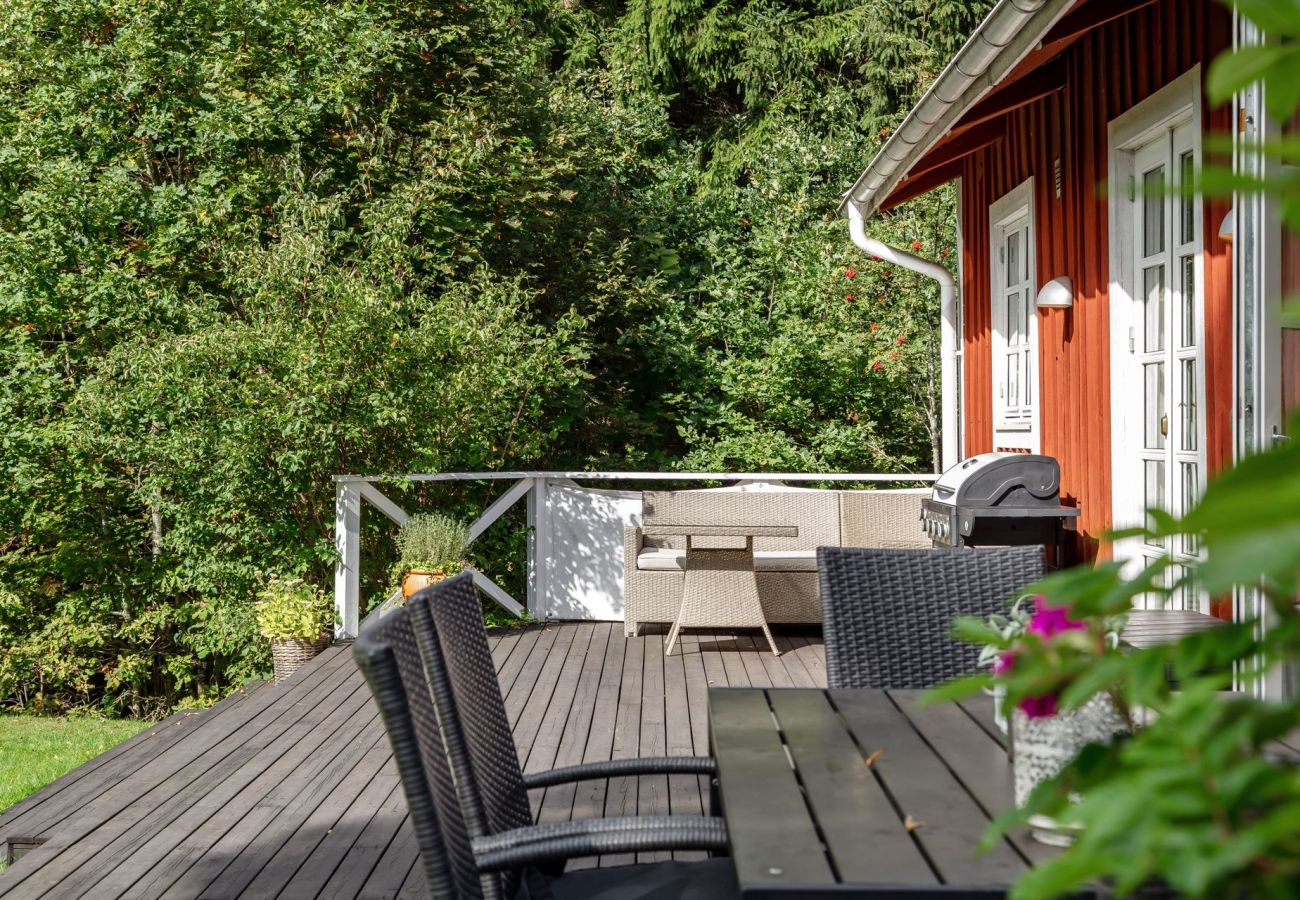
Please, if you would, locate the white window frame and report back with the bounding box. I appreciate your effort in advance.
[988,177,1041,452]
[1106,66,1207,591]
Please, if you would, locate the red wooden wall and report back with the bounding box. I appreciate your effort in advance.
[958,0,1233,561]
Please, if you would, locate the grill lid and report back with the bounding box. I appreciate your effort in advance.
[932,452,1062,508]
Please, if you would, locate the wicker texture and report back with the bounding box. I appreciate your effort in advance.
[641,490,837,551]
[410,574,728,898]
[353,609,483,900]
[473,817,730,871]
[837,489,929,548]
[270,632,331,684]
[817,546,1046,690]
[624,489,928,636]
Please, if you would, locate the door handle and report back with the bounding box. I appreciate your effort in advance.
[1160,414,1169,438]
[1274,425,1291,446]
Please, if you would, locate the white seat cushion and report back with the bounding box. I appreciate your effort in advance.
[636,548,818,573]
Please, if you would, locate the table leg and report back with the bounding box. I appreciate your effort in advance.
[668,537,780,657]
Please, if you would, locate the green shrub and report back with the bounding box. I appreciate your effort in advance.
[396,513,471,575]
[254,578,334,641]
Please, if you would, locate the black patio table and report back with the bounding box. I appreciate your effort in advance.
[708,687,1060,898]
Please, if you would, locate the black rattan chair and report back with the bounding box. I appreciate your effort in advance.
[354,606,737,900]
[405,576,726,881]
[816,545,1046,690]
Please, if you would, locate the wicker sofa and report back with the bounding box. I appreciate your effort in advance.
[622,487,929,636]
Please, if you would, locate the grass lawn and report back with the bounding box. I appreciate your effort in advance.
[0,715,150,815]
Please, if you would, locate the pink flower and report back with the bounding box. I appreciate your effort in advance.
[1026,595,1086,638]
[1018,694,1060,719]
[993,651,1015,676]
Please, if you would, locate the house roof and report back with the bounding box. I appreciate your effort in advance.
[839,0,1158,219]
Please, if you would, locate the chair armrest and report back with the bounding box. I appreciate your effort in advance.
[472,816,729,872]
[522,755,716,789]
[623,525,644,566]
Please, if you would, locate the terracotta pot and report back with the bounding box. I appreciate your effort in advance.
[270,630,332,684]
[402,568,449,599]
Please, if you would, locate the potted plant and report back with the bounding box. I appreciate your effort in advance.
[395,512,470,599]
[255,577,334,684]
[946,595,1130,846]
[975,593,1034,735]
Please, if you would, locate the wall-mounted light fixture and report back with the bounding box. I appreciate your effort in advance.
[1218,206,1234,245]
[1035,276,1073,309]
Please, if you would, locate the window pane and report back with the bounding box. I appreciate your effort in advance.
[1175,564,1195,612]
[1024,345,1033,407]
[1180,151,1195,245]
[1145,362,1166,450]
[1007,352,1019,409]
[1181,359,1198,451]
[1006,230,1020,289]
[1007,290,1021,343]
[1143,265,1165,352]
[1020,225,1030,282]
[1182,462,1200,555]
[1145,459,1166,548]
[1143,166,1166,256]
[1180,255,1195,349]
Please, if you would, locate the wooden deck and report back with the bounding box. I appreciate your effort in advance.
[0,623,825,899]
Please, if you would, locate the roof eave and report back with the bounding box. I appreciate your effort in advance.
[837,0,1080,219]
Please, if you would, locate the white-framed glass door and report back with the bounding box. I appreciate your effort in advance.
[1114,119,1207,607]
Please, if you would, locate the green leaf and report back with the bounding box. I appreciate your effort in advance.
[1235,0,1300,38]
[1208,45,1292,103]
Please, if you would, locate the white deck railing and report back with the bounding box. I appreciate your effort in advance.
[333,471,938,637]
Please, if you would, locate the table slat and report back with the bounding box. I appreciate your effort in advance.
[709,689,834,889]
[831,690,1028,886]
[768,690,936,886]
[889,691,1055,864]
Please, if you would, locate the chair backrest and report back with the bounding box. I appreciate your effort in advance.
[817,546,1046,689]
[353,607,483,900]
[408,575,533,836]
[641,489,839,552]
[836,489,930,549]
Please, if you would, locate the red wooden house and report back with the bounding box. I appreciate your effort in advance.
[843,0,1293,622]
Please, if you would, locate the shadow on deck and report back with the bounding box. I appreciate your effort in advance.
[0,623,824,899]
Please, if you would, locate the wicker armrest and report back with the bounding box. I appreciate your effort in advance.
[522,755,716,789]
[472,816,729,871]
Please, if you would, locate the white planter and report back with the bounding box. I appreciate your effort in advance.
[1012,693,1128,845]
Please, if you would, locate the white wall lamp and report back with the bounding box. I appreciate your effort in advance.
[1035,275,1074,309]
[1218,206,1234,245]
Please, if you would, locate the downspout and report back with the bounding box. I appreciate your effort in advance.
[847,202,960,473]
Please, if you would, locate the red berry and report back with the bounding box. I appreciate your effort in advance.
[845,293,854,302]
[897,336,906,345]
[873,361,885,371]
[844,267,857,279]
[910,240,922,252]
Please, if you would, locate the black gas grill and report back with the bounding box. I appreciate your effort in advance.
[921,453,1080,553]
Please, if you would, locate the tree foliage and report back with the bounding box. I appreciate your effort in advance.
[0,0,987,713]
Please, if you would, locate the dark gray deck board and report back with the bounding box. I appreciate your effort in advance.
[636,631,670,863]
[1,649,357,898]
[0,622,824,898]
